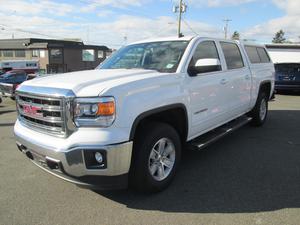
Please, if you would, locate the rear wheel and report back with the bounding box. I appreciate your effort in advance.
[130,122,181,193]
[249,91,269,126]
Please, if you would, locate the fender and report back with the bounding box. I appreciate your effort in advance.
[129,103,189,141]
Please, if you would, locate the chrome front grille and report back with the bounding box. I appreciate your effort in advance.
[16,93,66,137]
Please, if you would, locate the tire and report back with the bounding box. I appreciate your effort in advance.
[249,91,269,126]
[129,122,181,193]
[0,97,2,104]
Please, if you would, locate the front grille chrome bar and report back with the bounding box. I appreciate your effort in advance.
[15,86,77,138]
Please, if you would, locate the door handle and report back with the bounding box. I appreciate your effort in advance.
[245,75,251,80]
[220,78,228,85]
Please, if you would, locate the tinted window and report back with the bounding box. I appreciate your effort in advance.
[220,42,244,70]
[275,63,300,75]
[245,46,261,64]
[190,41,219,64]
[257,47,270,63]
[188,41,221,74]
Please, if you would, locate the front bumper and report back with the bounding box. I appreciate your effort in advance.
[14,121,133,190]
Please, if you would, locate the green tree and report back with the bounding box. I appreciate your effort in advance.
[272,30,286,43]
[231,31,240,40]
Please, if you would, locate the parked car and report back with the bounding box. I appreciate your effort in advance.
[14,36,275,192]
[274,63,300,92]
[0,70,27,99]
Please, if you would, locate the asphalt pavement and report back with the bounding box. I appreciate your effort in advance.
[0,94,299,225]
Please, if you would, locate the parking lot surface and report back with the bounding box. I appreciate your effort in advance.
[0,94,299,225]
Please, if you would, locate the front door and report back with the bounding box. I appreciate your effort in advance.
[187,40,229,138]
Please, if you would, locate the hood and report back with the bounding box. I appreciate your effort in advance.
[21,69,164,96]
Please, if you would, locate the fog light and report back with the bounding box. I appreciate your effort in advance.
[95,152,103,163]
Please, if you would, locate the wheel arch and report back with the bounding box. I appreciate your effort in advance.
[258,80,272,99]
[129,103,189,143]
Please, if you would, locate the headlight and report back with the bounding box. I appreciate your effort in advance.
[74,97,116,127]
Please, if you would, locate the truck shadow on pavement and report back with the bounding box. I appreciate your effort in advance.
[98,110,300,213]
[0,110,16,116]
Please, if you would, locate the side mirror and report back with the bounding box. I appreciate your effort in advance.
[188,58,221,76]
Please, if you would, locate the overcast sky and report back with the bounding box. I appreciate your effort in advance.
[0,0,299,48]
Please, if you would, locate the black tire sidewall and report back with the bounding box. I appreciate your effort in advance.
[130,122,181,192]
[251,92,268,126]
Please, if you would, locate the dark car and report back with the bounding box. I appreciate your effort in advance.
[0,70,28,99]
[275,63,300,92]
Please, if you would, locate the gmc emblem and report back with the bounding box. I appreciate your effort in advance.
[23,104,43,117]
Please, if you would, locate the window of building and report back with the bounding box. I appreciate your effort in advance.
[82,49,95,61]
[245,46,261,64]
[15,50,26,57]
[105,51,112,58]
[2,50,13,57]
[49,49,63,63]
[32,50,40,57]
[97,50,104,59]
[39,50,45,58]
[220,42,244,70]
[257,47,271,63]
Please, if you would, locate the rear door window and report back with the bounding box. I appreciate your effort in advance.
[257,47,270,63]
[245,46,261,64]
[220,42,244,70]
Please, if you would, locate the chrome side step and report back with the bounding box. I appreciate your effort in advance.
[188,116,252,150]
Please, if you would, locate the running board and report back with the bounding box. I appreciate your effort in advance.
[188,116,252,150]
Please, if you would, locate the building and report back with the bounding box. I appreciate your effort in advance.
[266,44,300,64]
[0,38,111,74]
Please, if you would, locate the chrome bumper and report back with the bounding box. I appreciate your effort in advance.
[15,131,133,189]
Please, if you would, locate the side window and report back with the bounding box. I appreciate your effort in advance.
[257,47,270,63]
[189,41,221,74]
[220,42,244,70]
[245,46,261,64]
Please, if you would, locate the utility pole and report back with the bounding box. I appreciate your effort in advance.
[173,0,187,37]
[223,19,232,39]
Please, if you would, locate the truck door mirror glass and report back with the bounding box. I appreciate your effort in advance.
[188,58,221,76]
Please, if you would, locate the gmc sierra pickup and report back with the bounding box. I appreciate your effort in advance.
[14,36,275,192]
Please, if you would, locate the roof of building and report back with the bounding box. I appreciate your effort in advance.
[0,38,109,50]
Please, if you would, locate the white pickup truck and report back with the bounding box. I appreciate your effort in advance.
[14,36,275,192]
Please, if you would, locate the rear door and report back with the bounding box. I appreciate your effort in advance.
[218,41,252,117]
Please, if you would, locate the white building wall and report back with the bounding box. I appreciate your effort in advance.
[267,48,300,64]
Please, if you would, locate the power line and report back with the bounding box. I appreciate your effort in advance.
[182,19,199,35]
[0,24,65,39]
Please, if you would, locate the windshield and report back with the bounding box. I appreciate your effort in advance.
[99,41,189,73]
[1,73,13,78]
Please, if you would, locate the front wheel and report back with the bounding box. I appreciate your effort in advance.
[129,122,181,193]
[249,91,269,126]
